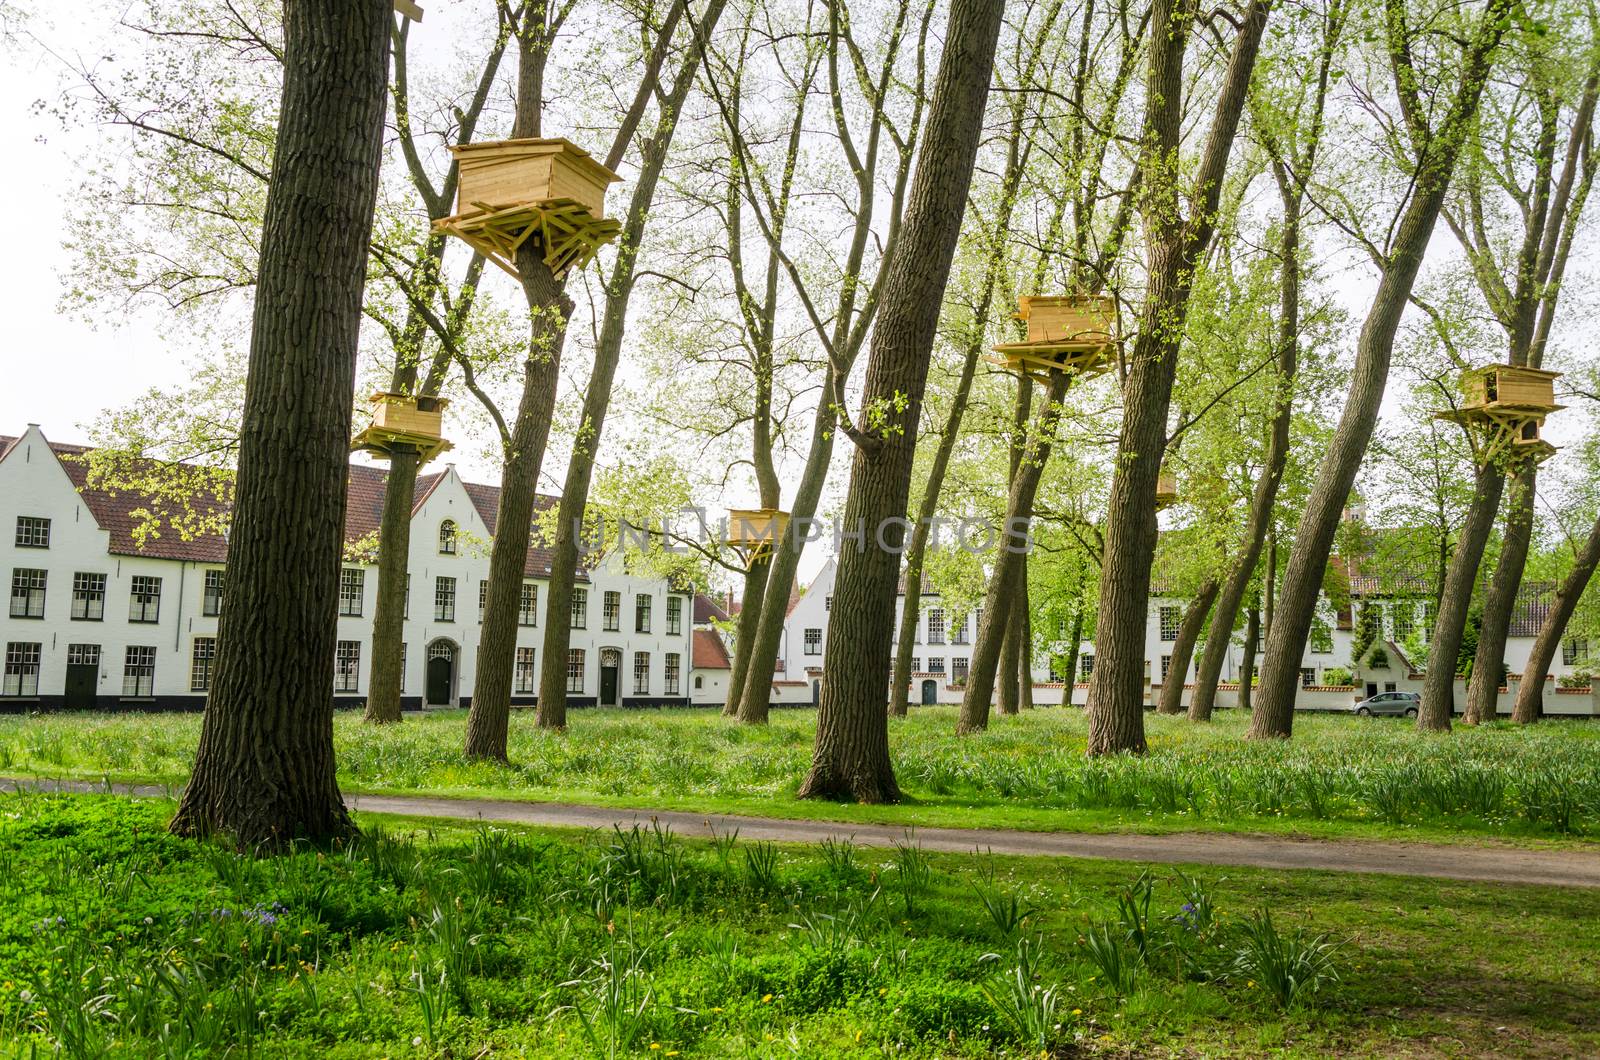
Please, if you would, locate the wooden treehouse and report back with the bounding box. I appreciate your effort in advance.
[433,138,623,279]
[392,0,424,20]
[725,508,791,557]
[1434,364,1563,464]
[352,393,452,465]
[1155,467,1179,510]
[990,294,1117,382]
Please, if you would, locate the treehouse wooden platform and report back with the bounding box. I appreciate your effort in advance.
[1434,364,1563,465]
[352,393,452,465]
[725,508,790,559]
[433,138,622,280]
[990,294,1117,381]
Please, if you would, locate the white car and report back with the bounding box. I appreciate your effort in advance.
[1353,691,1419,717]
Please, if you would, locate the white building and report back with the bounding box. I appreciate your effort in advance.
[0,425,700,711]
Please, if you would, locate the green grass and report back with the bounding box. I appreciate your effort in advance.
[1,708,1598,844]
[1,793,1596,1057]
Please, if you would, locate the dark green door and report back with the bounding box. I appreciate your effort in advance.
[600,664,619,706]
[64,665,98,709]
[427,655,452,706]
[921,679,937,705]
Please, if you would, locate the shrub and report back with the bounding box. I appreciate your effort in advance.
[1232,909,1339,1009]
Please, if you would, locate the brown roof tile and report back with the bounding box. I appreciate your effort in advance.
[692,628,731,669]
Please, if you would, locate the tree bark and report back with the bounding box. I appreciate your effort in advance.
[799,0,1005,801]
[1018,581,1035,710]
[1415,465,1505,731]
[1251,0,1514,739]
[997,606,1022,717]
[363,444,419,723]
[534,4,725,729]
[1158,577,1219,715]
[1465,464,1535,723]
[959,371,1070,734]
[1086,0,1269,756]
[170,0,389,845]
[723,554,770,717]
[1513,511,1600,723]
[1062,600,1085,708]
[1237,603,1261,714]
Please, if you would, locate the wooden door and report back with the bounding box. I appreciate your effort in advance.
[600,664,619,706]
[64,665,98,710]
[427,655,452,706]
[920,679,937,705]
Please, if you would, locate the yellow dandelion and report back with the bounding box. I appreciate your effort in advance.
[761,993,773,1003]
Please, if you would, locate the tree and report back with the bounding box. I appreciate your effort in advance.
[797,0,1006,803]
[1250,0,1517,738]
[1086,0,1271,755]
[170,0,391,844]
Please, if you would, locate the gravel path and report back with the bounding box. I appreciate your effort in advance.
[6,776,1597,889]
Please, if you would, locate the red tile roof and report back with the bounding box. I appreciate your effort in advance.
[4,434,573,576]
[691,628,731,669]
[694,591,732,624]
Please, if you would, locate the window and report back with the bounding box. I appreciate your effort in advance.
[603,590,620,631]
[9,568,45,620]
[202,570,224,617]
[3,643,41,697]
[519,582,538,626]
[567,648,585,693]
[927,608,945,645]
[694,675,704,690]
[1158,606,1180,641]
[910,656,921,674]
[1048,656,1066,682]
[438,520,457,554]
[191,637,216,692]
[434,577,456,621]
[951,616,970,644]
[1080,654,1095,680]
[1562,638,1587,667]
[633,651,650,694]
[478,580,488,622]
[335,641,360,693]
[129,576,162,623]
[1160,654,1173,681]
[1310,619,1333,654]
[665,652,680,695]
[1299,667,1316,688]
[571,588,588,630]
[928,657,945,675]
[804,628,822,655]
[14,516,50,548]
[825,595,832,611]
[515,647,536,693]
[123,646,156,697]
[667,597,682,635]
[405,575,410,619]
[67,643,100,667]
[71,573,106,621]
[339,568,364,617]
[952,657,969,684]
[635,594,652,634]
[399,644,407,693]
[1389,601,1414,640]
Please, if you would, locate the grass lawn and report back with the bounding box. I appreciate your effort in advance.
[1,707,1597,845]
[1,792,1597,1058]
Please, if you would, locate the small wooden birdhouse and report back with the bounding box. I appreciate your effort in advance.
[726,509,790,552]
[1155,468,1179,510]
[1459,364,1561,412]
[991,293,1117,380]
[393,0,424,21]
[352,392,452,465]
[434,138,623,279]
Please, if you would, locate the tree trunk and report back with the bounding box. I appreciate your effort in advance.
[463,259,571,759]
[363,445,419,723]
[1086,0,1269,756]
[1063,602,1085,709]
[1250,0,1513,739]
[170,0,388,845]
[1465,464,1536,723]
[1189,171,1301,724]
[723,555,770,717]
[1018,582,1035,710]
[1415,465,1505,731]
[889,343,983,717]
[1237,603,1260,714]
[1513,510,1600,723]
[997,612,1022,716]
[534,0,726,730]
[799,0,1005,801]
[959,370,1070,734]
[1158,577,1219,715]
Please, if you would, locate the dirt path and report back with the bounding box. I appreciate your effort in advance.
[6,776,1598,889]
